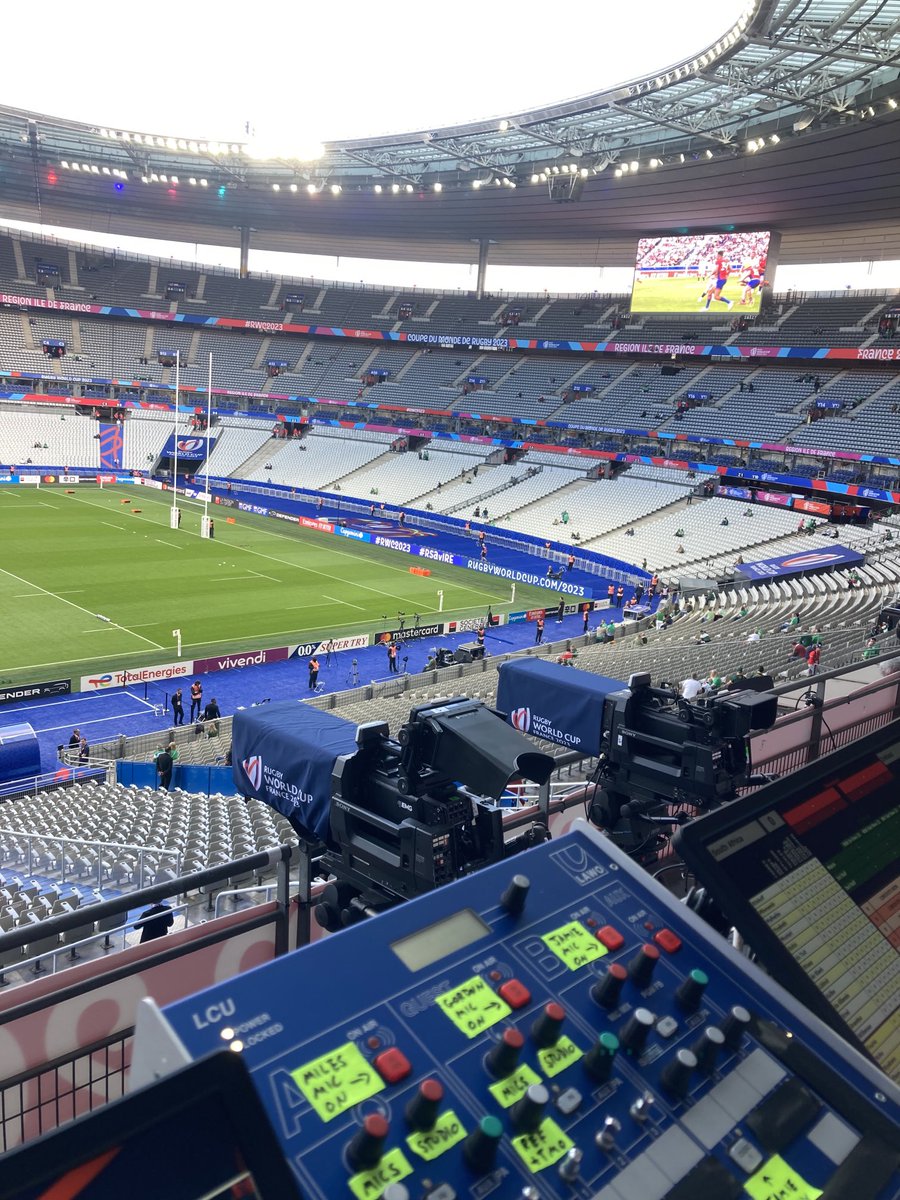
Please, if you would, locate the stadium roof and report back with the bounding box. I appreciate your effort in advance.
[0,0,899,266]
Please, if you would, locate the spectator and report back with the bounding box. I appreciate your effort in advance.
[136,901,174,944]
[202,697,221,735]
[156,744,174,790]
[681,675,702,700]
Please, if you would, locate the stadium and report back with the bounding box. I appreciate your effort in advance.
[1,0,900,1189]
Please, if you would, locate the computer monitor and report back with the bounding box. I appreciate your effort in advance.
[675,719,900,1082]
[0,1051,302,1200]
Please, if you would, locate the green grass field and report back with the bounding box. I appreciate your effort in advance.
[0,485,552,686]
[630,273,762,316]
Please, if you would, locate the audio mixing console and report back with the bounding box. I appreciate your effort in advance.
[132,821,900,1200]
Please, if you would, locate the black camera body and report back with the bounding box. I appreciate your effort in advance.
[589,673,777,861]
[316,698,555,929]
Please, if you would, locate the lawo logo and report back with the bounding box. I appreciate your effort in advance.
[510,707,531,733]
[242,755,263,791]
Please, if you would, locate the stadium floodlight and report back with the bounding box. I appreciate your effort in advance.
[141,175,149,183]
[330,183,342,194]
[472,179,482,189]
[580,167,589,178]
[769,133,780,144]
[614,168,622,177]
[498,119,509,131]
[272,183,280,191]
[705,149,714,158]
[307,183,317,194]
[746,139,759,152]
[289,182,298,192]
[433,181,442,192]
[889,98,897,109]
[199,179,208,187]
[620,163,629,174]
[159,173,168,182]
[649,158,659,168]
[530,173,539,183]
[71,162,80,171]
[166,138,177,149]
[561,164,570,173]
[61,160,69,169]
[551,165,559,175]
[391,183,400,193]
[170,175,178,184]
[569,163,578,172]
[630,161,639,172]
[405,183,413,193]
[189,177,197,185]
[101,166,110,175]
[189,141,198,152]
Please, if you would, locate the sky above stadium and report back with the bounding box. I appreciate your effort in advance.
[4,1,747,144]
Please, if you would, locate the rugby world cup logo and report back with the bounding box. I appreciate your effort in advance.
[510,707,531,733]
[177,438,204,453]
[242,755,263,790]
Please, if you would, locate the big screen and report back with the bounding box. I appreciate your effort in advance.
[675,720,900,1081]
[631,229,774,315]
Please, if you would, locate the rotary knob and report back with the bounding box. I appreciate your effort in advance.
[510,1083,549,1134]
[675,968,709,1012]
[462,1114,503,1173]
[346,1113,389,1172]
[660,1048,697,1099]
[628,943,660,988]
[590,962,627,1009]
[486,1027,524,1078]
[692,1026,726,1075]
[583,1031,619,1083]
[404,1078,443,1131]
[618,1007,655,1056]
[719,1004,752,1049]
[501,873,530,915]
[530,1002,565,1048]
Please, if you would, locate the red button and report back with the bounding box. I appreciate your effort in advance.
[373,1047,412,1083]
[498,979,532,1009]
[596,925,625,951]
[654,929,682,954]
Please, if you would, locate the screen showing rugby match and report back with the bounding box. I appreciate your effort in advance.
[631,230,773,315]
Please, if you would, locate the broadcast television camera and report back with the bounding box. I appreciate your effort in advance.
[586,672,777,864]
[313,697,555,931]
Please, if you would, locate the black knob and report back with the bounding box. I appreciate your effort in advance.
[675,968,709,1012]
[591,962,628,1009]
[628,944,660,988]
[719,1004,751,1050]
[346,1113,389,1171]
[619,1007,655,1056]
[501,873,530,915]
[660,1048,697,1099]
[405,1078,443,1131]
[583,1031,619,1083]
[486,1027,524,1078]
[530,1002,565,1049]
[692,1026,725,1074]
[463,1115,503,1173]
[510,1083,549,1134]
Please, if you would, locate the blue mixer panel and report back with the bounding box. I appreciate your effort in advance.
[151,822,900,1200]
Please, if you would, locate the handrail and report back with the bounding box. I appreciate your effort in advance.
[0,845,291,956]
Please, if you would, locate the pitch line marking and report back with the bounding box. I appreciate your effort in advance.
[322,594,364,610]
[0,564,166,654]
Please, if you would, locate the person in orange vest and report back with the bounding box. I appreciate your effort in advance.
[189,680,203,722]
[616,585,625,604]
[476,625,485,649]
[535,615,545,644]
[607,583,615,602]
[567,553,575,571]
[388,642,399,674]
[308,657,320,690]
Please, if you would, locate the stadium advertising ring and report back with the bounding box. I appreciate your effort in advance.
[375,624,444,644]
[0,678,71,705]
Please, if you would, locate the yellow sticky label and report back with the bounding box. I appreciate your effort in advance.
[406,1110,467,1161]
[435,975,512,1039]
[512,1117,574,1173]
[488,1063,542,1108]
[744,1155,823,1200]
[291,1041,384,1123]
[541,921,608,971]
[347,1147,413,1200]
[538,1035,582,1078]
